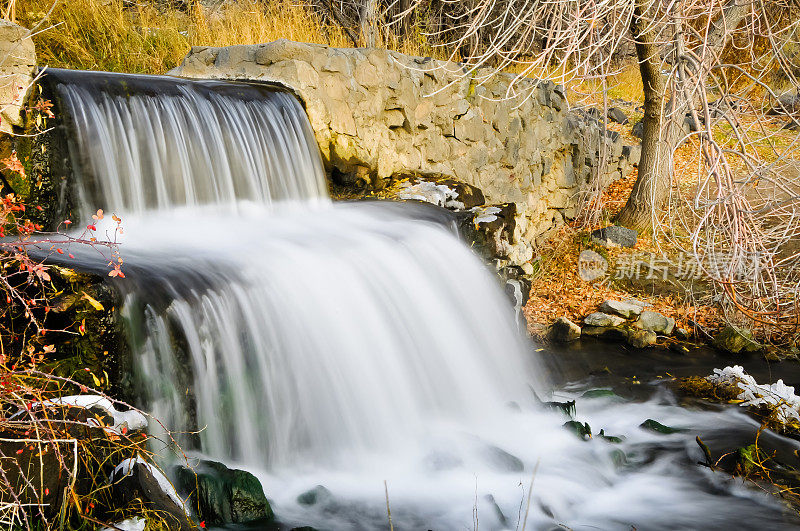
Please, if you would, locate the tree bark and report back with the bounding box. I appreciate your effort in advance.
[616,0,752,232]
[615,0,669,233]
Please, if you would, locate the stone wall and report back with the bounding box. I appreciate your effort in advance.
[170,40,636,266]
[0,20,36,135]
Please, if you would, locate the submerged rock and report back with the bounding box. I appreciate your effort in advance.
[713,325,763,354]
[584,312,626,327]
[581,325,628,342]
[627,329,657,348]
[563,420,592,440]
[549,316,581,342]
[297,485,333,506]
[634,310,675,335]
[173,460,273,526]
[482,445,525,472]
[640,419,685,434]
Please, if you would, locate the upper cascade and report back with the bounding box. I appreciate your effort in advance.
[43,68,328,215]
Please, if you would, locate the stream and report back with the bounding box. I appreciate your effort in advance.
[38,67,800,530]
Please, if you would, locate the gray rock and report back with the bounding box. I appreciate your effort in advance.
[674,327,690,340]
[581,325,629,342]
[584,312,626,327]
[591,225,637,248]
[549,317,581,342]
[627,329,657,348]
[713,325,763,354]
[112,461,193,531]
[783,120,799,131]
[599,299,643,319]
[483,445,524,472]
[607,107,629,125]
[683,113,701,133]
[632,119,644,139]
[173,460,273,526]
[622,144,641,166]
[769,90,800,115]
[297,485,333,506]
[634,311,675,335]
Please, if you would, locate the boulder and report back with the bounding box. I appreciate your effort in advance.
[627,329,657,348]
[591,225,637,248]
[599,299,643,319]
[111,459,193,531]
[549,317,581,342]
[634,311,675,335]
[173,460,273,526]
[713,325,763,354]
[607,107,629,125]
[297,485,333,506]
[584,312,626,327]
[622,144,641,166]
[0,436,70,516]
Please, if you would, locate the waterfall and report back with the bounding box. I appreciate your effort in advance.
[46,69,327,214]
[50,69,797,530]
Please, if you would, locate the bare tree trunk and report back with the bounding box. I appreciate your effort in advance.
[616,0,669,232]
[398,0,412,36]
[361,0,379,47]
[616,0,752,232]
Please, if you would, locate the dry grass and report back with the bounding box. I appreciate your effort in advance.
[17,0,442,75]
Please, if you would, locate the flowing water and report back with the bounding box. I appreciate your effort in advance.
[46,69,800,530]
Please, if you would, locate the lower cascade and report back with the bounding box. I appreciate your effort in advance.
[51,69,798,529]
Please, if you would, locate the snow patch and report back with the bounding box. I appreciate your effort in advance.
[112,455,187,512]
[397,181,466,210]
[43,395,148,434]
[100,517,146,531]
[471,205,501,224]
[707,365,800,424]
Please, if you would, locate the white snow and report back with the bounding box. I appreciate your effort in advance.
[43,395,148,434]
[470,205,502,223]
[707,365,800,424]
[396,181,466,210]
[112,455,187,512]
[100,517,146,531]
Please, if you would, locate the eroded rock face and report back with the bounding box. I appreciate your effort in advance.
[169,40,634,263]
[0,20,36,134]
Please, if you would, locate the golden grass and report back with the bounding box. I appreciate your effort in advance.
[17,0,442,75]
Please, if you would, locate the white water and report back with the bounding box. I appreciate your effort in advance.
[55,75,327,214]
[54,71,798,530]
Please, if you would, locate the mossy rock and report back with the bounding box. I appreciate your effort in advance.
[713,325,763,355]
[174,460,273,526]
